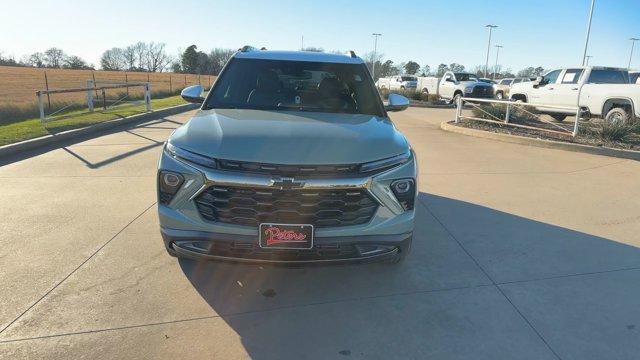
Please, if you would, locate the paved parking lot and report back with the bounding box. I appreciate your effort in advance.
[1,107,639,359]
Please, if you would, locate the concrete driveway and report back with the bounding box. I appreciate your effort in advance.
[1,107,639,359]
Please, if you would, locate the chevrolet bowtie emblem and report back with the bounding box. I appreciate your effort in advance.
[270,177,305,190]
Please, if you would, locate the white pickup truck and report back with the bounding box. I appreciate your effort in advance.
[510,66,640,123]
[436,71,495,104]
[376,75,418,91]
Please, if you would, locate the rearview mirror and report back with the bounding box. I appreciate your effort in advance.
[181,85,205,104]
[385,93,410,112]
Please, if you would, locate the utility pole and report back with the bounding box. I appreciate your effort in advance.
[585,55,593,65]
[629,38,639,70]
[494,45,503,80]
[372,33,382,79]
[301,35,304,50]
[484,25,498,78]
[582,0,596,65]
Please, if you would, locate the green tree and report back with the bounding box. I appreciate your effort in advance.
[181,45,200,73]
[449,63,465,72]
[404,61,420,75]
[436,64,449,77]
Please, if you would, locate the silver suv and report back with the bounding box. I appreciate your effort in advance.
[158,48,417,264]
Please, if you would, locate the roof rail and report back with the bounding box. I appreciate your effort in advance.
[349,50,357,58]
[239,45,258,52]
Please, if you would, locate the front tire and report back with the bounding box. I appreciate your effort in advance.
[551,114,567,122]
[495,92,504,100]
[605,107,631,125]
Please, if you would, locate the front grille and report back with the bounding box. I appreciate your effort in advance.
[194,186,378,227]
[471,86,494,98]
[217,159,360,177]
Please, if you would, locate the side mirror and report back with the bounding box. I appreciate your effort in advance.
[181,85,205,104]
[385,93,410,112]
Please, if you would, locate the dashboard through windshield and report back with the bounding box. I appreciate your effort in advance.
[204,58,385,117]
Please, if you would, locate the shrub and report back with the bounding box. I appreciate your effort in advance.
[582,121,636,142]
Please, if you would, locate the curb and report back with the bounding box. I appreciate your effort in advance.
[0,103,199,159]
[440,120,640,161]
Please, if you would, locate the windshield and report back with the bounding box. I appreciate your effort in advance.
[401,76,417,81]
[205,58,384,116]
[454,73,479,81]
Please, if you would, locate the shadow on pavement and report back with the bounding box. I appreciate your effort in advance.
[0,116,183,167]
[178,193,640,359]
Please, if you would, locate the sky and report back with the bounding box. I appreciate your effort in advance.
[1,0,639,72]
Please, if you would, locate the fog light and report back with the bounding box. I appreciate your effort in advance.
[391,178,416,211]
[158,171,184,205]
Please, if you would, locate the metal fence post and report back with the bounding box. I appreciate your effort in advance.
[505,102,511,123]
[86,80,94,112]
[101,88,106,110]
[37,91,45,124]
[145,83,151,111]
[573,108,580,137]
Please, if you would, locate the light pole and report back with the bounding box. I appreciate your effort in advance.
[372,33,382,79]
[484,25,498,78]
[582,0,596,65]
[628,38,639,70]
[494,45,503,80]
[585,55,593,65]
[301,35,304,50]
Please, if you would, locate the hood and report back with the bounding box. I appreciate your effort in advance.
[460,81,492,87]
[169,109,409,165]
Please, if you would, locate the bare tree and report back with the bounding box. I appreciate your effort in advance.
[131,42,147,70]
[146,42,171,72]
[122,45,137,70]
[100,47,126,70]
[44,47,65,67]
[209,48,235,75]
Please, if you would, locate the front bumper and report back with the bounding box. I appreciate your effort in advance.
[157,147,417,264]
[163,227,412,264]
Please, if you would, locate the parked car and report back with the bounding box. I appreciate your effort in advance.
[631,71,640,84]
[438,71,495,104]
[493,78,530,99]
[376,75,418,91]
[159,48,417,264]
[510,66,640,123]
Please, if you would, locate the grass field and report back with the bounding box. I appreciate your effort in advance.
[0,66,215,124]
[0,95,189,146]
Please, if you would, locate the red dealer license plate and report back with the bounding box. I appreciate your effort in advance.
[259,223,314,249]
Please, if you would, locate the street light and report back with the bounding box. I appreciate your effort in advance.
[494,45,503,80]
[582,0,596,65]
[629,37,639,70]
[372,33,382,79]
[484,25,498,78]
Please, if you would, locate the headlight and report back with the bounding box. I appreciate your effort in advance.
[360,149,411,173]
[158,170,184,205]
[391,178,416,210]
[464,86,474,93]
[165,141,217,169]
